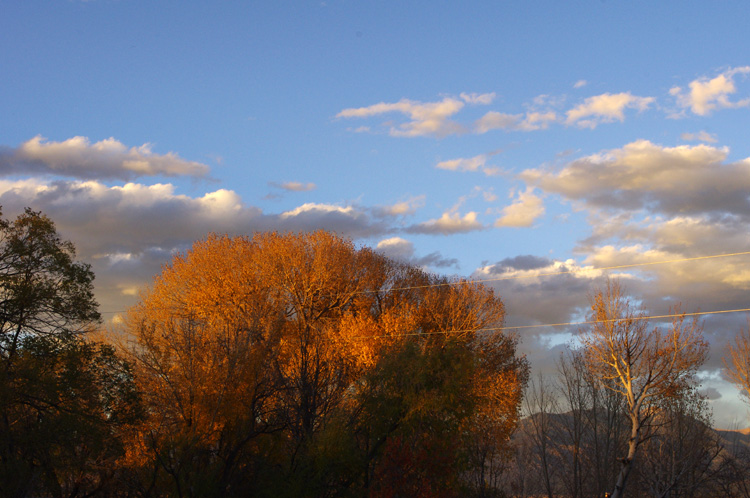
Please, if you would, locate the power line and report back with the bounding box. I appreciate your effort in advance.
[377,250,750,292]
[97,249,750,315]
[344,307,750,340]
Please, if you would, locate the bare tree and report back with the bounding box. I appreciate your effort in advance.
[636,389,723,498]
[521,373,560,498]
[725,319,750,405]
[580,279,708,498]
[554,347,627,498]
[556,350,589,498]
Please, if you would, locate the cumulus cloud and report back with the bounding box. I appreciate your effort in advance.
[475,112,523,133]
[523,111,558,130]
[521,140,750,217]
[269,181,317,192]
[506,134,750,377]
[582,242,750,295]
[435,151,504,175]
[496,134,750,426]
[0,180,391,258]
[373,196,425,217]
[0,178,400,319]
[338,92,562,137]
[336,97,467,138]
[336,92,500,138]
[577,242,750,370]
[474,110,557,133]
[474,237,750,398]
[495,188,545,227]
[278,202,388,236]
[574,80,588,89]
[488,254,552,273]
[474,257,605,328]
[670,66,750,116]
[436,154,487,172]
[0,136,210,180]
[376,237,414,260]
[406,210,484,235]
[565,92,655,129]
[551,202,750,383]
[375,237,458,269]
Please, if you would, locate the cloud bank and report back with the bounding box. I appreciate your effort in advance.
[0,136,210,180]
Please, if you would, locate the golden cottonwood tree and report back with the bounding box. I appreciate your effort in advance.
[123,231,527,497]
[123,234,288,496]
[580,279,708,498]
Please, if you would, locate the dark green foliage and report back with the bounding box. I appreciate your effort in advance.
[0,208,139,498]
[360,340,476,497]
[0,208,100,362]
[0,333,140,498]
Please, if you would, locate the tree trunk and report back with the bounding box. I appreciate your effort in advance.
[611,414,640,498]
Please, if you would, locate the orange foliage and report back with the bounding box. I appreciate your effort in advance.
[119,231,527,494]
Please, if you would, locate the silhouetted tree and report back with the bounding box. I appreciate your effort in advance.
[0,208,138,498]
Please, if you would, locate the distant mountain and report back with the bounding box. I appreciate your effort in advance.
[715,427,750,451]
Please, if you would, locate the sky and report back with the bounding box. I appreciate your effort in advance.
[2,1,750,428]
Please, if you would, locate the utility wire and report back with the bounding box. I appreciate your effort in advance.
[97,249,750,315]
[344,307,750,340]
[375,250,750,292]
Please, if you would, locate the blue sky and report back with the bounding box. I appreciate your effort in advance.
[2,1,750,427]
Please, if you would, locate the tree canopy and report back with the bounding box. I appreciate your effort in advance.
[0,208,100,363]
[123,231,529,497]
[0,208,138,498]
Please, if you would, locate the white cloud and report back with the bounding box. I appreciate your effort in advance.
[0,135,210,180]
[376,237,414,260]
[460,92,496,105]
[565,92,655,129]
[338,93,559,137]
[280,202,352,218]
[474,242,750,404]
[474,256,604,327]
[336,97,467,138]
[436,155,487,172]
[278,202,384,235]
[680,131,718,143]
[0,180,392,258]
[435,152,504,175]
[671,66,750,116]
[522,111,558,130]
[475,112,522,133]
[269,181,317,192]
[521,140,750,217]
[495,188,545,227]
[574,80,588,89]
[474,110,557,133]
[375,236,458,269]
[0,178,399,319]
[374,196,425,217]
[406,210,484,235]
